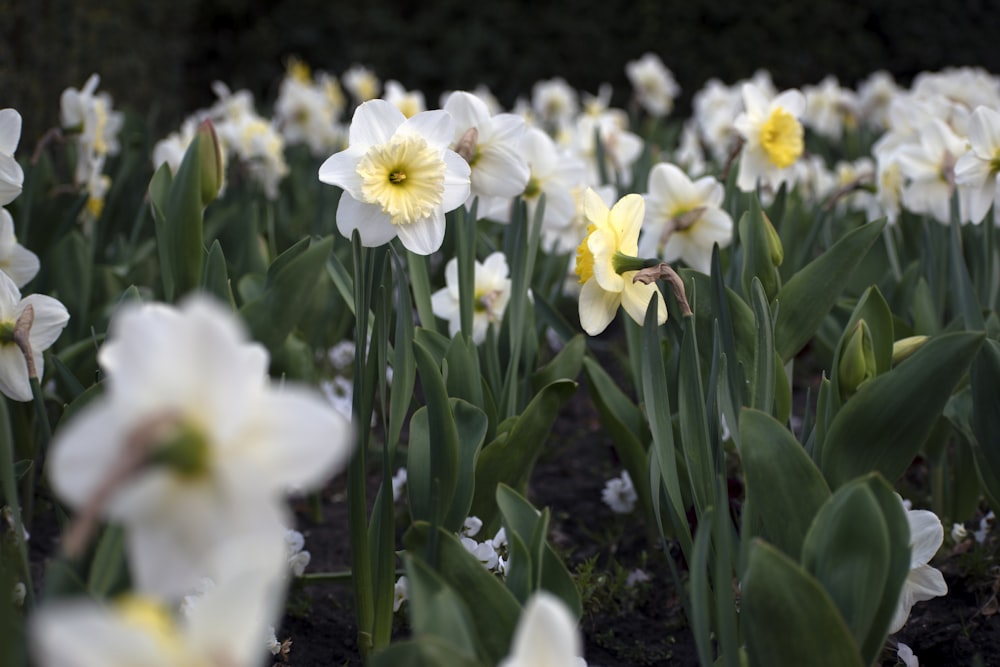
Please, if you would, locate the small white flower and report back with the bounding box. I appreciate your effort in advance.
[951,523,968,544]
[266,626,282,655]
[462,516,484,538]
[393,576,409,612]
[391,467,408,502]
[975,511,994,544]
[890,500,948,633]
[625,569,651,588]
[626,53,680,118]
[602,470,638,514]
[492,527,508,550]
[460,536,499,570]
[897,642,919,667]
[327,340,356,370]
[285,529,311,577]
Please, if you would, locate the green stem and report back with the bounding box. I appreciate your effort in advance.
[0,398,33,610]
[406,250,437,332]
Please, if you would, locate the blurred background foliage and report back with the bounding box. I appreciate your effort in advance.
[3,0,1000,145]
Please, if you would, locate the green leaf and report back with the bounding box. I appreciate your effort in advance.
[821,331,984,487]
[164,133,212,297]
[404,524,521,665]
[740,408,831,559]
[48,231,92,338]
[468,380,576,527]
[829,286,893,402]
[800,481,889,650]
[148,163,175,300]
[970,339,1000,508]
[739,196,781,301]
[240,236,333,350]
[404,555,480,656]
[87,524,128,597]
[370,638,485,667]
[678,316,713,513]
[531,334,585,393]
[445,334,485,410]
[442,400,489,531]
[742,540,864,667]
[201,239,234,308]
[773,219,886,362]
[749,278,775,414]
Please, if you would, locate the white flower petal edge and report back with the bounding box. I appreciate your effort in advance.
[889,501,948,633]
[499,592,586,667]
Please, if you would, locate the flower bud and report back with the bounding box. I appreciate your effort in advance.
[892,335,929,365]
[762,211,784,267]
[839,319,876,399]
[196,119,222,206]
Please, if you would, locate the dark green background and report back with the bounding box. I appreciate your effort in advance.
[2,0,998,144]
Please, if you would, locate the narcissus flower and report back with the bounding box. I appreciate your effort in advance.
[575,190,666,336]
[0,271,69,402]
[734,83,806,192]
[0,109,24,206]
[318,100,471,254]
[955,105,1000,224]
[0,207,39,288]
[47,296,352,597]
[431,251,512,344]
[499,592,586,667]
[890,500,948,633]
[625,53,680,118]
[639,162,732,274]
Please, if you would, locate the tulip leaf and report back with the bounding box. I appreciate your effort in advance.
[821,331,984,487]
[469,379,576,527]
[49,231,92,338]
[531,334,585,393]
[800,481,889,651]
[773,219,885,362]
[87,524,128,597]
[202,239,234,308]
[240,235,333,350]
[740,408,831,559]
[743,540,864,667]
[370,638,485,667]
[442,399,489,531]
[404,554,480,656]
[404,524,521,665]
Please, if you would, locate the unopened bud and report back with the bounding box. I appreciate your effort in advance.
[196,120,222,206]
[892,335,929,365]
[838,319,876,399]
[762,211,784,267]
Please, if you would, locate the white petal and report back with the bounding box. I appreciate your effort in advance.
[0,109,22,155]
[21,294,70,352]
[578,278,620,336]
[502,593,582,667]
[440,150,472,212]
[608,193,645,248]
[400,109,455,150]
[472,144,530,198]
[620,279,666,327]
[908,509,944,566]
[349,100,405,147]
[317,146,365,199]
[3,244,40,288]
[969,106,1000,159]
[0,154,23,206]
[442,92,490,137]
[336,194,398,247]
[0,344,30,401]
[396,209,446,255]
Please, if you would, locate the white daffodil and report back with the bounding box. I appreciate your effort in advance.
[734,83,806,193]
[802,76,858,141]
[0,208,39,288]
[318,100,471,255]
[955,105,1000,224]
[431,251,512,344]
[499,592,586,667]
[32,563,285,667]
[443,91,530,213]
[505,127,587,232]
[0,271,69,402]
[890,502,948,634]
[575,190,666,336]
[572,109,644,188]
[0,109,24,206]
[60,74,124,187]
[383,80,426,119]
[532,78,579,128]
[639,162,733,274]
[274,61,343,156]
[896,118,969,224]
[47,296,353,598]
[343,64,381,104]
[625,53,680,118]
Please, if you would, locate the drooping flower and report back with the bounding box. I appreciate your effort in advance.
[575,189,666,336]
[0,109,24,206]
[47,295,353,597]
[734,83,806,193]
[430,251,512,344]
[318,100,471,255]
[499,592,586,667]
[0,271,69,402]
[639,162,733,274]
[890,501,948,633]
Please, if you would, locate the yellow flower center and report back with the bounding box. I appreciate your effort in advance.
[989,150,1000,176]
[575,224,597,283]
[523,176,541,200]
[92,98,109,156]
[116,596,190,659]
[395,96,422,119]
[357,134,446,226]
[288,58,311,83]
[760,107,803,169]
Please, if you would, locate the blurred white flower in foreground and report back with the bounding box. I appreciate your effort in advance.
[431,252,512,344]
[890,500,948,633]
[639,162,732,274]
[0,109,24,206]
[734,83,805,193]
[499,592,586,667]
[602,470,637,514]
[0,271,69,401]
[33,568,283,667]
[47,295,353,597]
[318,99,471,254]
